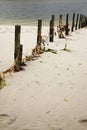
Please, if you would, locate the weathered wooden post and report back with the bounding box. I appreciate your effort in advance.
[65,14,69,36]
[85,16,87,26]
[86,17,87,26]
[84,15,87,27]
[83,15,86,27]
[71,13,75,32]
[81,15,84,28]
[49,20,53,42]
[49,15,55,42]
[75,14,79,30]
[51,15,55,41]
[82,15,84,27]
[37,19,42,45]
[52,15,55,26]
[78,14,81,29]
[85,16,87,27]
[14,25,24,71]
[14,25,21,71]
[14,25,21,60]
[59,15,62,25]
[18,44,23,66]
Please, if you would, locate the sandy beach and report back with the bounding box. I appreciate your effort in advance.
[0,25,87,130]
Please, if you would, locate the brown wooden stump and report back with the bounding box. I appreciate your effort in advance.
[65,14,69,36]
[49,20,53,42]
[14,44,25,71]
[14,25,21,60]
[81,15,84,28]
[37,19,42,45]
[84,16,87,27]
[82,15,86,27]
[85,16,87,26]
[59,15,62,25]
[78,14,81,29]
[49,15,55,42]
[51,15,55,26]
[14,25,24,71]
[71,13,75,32]
[75,14,79,30]
[18,44,23,66]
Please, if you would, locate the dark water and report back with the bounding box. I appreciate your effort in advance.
[0,0,87,25]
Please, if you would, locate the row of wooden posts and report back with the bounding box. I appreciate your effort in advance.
[49,13,87,41]
[14,13,87,71]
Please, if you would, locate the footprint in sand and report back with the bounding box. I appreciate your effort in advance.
[21,129,30,130]
[8,116,16,125]
[0,114,16,125]
[77,63,82,67]
[50,127,62,130]
[78,119,87,126]
[0,114,9,122]
[59,82,63,86]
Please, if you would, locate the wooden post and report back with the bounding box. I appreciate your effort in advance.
[49,20,53,42]
[85,16,87,27]
[83,15,86,27]
[14,44,24,72]
[37,19,42,45]
[14,25,21,60]
[78,14,81,29]
[49,15,55,42]
[71,13,75,32]
[51,15,55,27]
[18,44,23,66]
[81,15,84,28]
[59,15,62,25]
[84,16,86,27]
[75,14,79,30]
[51,15,55,42]
[85,16,87,26]
[85,17,87,26]
[82,15,86,28]
[82,15,84,27]
[65,14,69,36]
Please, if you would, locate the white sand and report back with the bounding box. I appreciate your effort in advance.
[0,25,87,130]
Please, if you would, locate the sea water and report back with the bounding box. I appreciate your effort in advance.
[0,0,87,26]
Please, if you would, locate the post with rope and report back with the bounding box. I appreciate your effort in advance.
[14,25,21,60]
[17,44,23,66]
[14,25,24,71]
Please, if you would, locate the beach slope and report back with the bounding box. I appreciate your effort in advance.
[0,26,87,130]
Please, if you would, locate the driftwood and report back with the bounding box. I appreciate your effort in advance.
[59,22,65,31]
[0,53,24,88]
[32,44,44,56]
[57,26,65,38]
[0,72,6,89]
